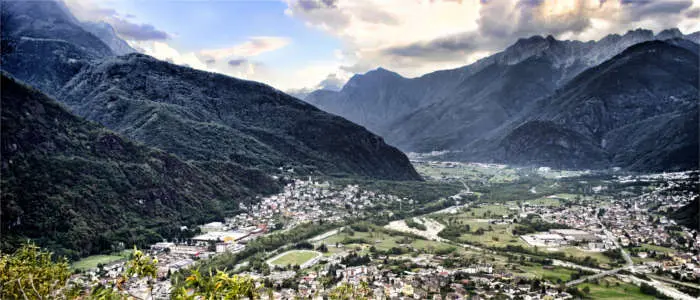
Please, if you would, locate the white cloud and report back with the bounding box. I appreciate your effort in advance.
[63,0,170,41]
[286,0,700,77]
[198,37,291,61]
[63,0,700,91]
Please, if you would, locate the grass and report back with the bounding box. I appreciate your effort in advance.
[413,162,520,183]
[457,223,528,248]
[633,243,675,254]
[576,277,655,299]
[316,229,455,254]
[269,250,320,267]
[557,247,613,265]
[71,250,132,270]
[432,213,615,267]
[525,197,563,207]
[458,204,517,219]
[519,265,578,282]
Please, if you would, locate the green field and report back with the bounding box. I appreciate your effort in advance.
[575,278,655,299]
[557,247,613,266]
[414,163,520,183]
[459,204,518,219]
[269,250,320,267]
[71,250,132,270]
[525,197,563,207]
[518,265,578,282]
[317,229,456,255]
[431,207,615,267]
[457,223,528,248]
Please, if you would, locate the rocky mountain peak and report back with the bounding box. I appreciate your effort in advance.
[656,28,684,40]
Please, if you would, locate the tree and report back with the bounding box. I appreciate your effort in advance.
[1,243,260,299]
[582,286,590,294]
[328,282,372,300]
[0,243,77,299]
[172,269,260,299]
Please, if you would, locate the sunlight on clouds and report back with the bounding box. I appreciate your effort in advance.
[287,0,699,80]
[198,37,291,60]
[65,0,699,91]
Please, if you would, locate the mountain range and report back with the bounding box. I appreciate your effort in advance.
[305,29,699,171]
[0,0,419,256]
[1,74,280,258]
[0,0,418,181]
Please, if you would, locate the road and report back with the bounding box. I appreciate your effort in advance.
[565,267,624,287]
[307,227,343,243]
[565,218,634,287]
[648,274,700,290]
[623,274,697,300]
[564,219,695,300]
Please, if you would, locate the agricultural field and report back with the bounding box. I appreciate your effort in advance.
[71,250,132,270]
[575,277,655,299]
[517,265,579,282]
[457,223,528,248]
[413,162,520,183]
[268,250,321,267]
[316,228,457,255]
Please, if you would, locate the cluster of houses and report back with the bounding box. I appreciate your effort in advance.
[228,178,407,231]
[250,257,578,300]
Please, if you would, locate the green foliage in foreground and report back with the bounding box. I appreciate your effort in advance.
[0,243,260,299]
[0,244,75,299]
[172,269,259,300]
[328,282,373,300]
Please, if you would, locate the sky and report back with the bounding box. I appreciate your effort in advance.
[64,0,700,92]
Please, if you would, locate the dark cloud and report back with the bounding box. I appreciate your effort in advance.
[686,7,700,18]
[383,32,478,61]
[110,18,170,41]
[228,59,247,67]
[296,0,338,11]
[623,0,692,19]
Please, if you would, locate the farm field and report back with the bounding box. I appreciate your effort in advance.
[268,250,320,267]
[575,278,655,299]
[71,250,132,270]
[316,228,457,255]
[518,265,579,282]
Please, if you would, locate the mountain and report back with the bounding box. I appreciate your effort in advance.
[0,0,113,96]
[1,1,420,181]
[305,29,699,171]
[56,53,420,180]
[0,74,280,258]
[672,198,699,230]
[494,41,699,170]
[81,21,137,55]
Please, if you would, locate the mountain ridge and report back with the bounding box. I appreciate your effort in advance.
[304,29,700,171]
[1,1,421,181]
[0,73,279,258]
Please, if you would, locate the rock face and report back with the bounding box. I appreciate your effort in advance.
[0,74,279,258]
[81,21,137,55]
[305,30,699,171]
[1,1,420,181]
